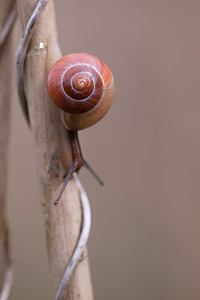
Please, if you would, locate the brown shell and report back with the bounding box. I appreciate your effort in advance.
[47,52,115,130]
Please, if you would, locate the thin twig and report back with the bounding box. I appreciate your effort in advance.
[0,2,16,298]
[56,176,91,300]
[16,0,48,124]
[0,228,14,300]
[0,0,18,48]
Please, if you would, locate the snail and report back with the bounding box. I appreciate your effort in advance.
[47,52,115,205]
[47,52,115,131]
[47,53,115,204]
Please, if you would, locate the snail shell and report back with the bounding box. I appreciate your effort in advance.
[47,52,115,131]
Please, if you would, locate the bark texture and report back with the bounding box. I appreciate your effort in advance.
[16,1,94,299]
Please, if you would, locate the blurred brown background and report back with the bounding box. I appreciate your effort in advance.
[7,0,200,299]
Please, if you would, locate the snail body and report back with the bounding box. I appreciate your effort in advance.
[47,52,114,131]
[47,53,114,204]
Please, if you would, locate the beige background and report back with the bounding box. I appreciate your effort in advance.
[7,0,200,299]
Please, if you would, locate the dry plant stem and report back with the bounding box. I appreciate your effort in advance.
[0,1,17,48]
[16,0,92,297]
[0,1,15,299]
[0,228,14,300]
[16,0,94,299]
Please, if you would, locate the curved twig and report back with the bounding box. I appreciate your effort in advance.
[56,176,91,300]
[0,2,16,299]
[16,0,48,125]
[0,0,18,48]
[0,226,14,300]
[16,1,92,299]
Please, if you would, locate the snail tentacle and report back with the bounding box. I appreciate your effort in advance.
[54,161,75,205]
[83,159,104,186]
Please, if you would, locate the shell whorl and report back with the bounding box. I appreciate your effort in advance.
[47,53,114,131]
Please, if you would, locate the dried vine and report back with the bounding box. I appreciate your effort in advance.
[0,1,17,299]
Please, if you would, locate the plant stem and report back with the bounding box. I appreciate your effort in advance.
[16,1,94,299]
[0,1,16,298]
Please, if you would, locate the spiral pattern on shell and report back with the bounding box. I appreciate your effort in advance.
[47,53,114,131]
